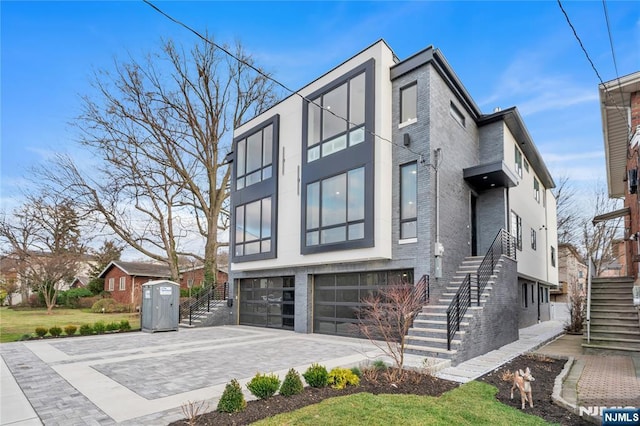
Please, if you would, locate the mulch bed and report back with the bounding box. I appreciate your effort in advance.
[478,353,590,425]
[172,354,589,425]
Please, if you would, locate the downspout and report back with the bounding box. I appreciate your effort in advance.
[433,148,443,279]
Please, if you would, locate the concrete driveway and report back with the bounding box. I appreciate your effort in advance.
[1,326,383,425]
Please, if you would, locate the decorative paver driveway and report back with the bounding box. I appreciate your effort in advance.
[1,326,382,425]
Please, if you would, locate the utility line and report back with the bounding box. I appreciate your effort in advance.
[142,0,426,160]
[557,0,632,139]
[602,0,626,111]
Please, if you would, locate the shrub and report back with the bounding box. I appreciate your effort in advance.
[105,322,120,332]
[217,379,246,413]
[328,367,360,389]
[350,366,362,378]
[19,334,32,341]
[91,298,128,313]
[303,363,329,388]
[93,321,106,334]
[373,360,388,371]
[78,296,100,309]
[119,319,131,331]
[49,326,62,337]
[64,325,77,336]
[279,368,304,397]
[35,327,48,338]
[79,324,93,336]
[246,373,281,400]
[59,288,94,308]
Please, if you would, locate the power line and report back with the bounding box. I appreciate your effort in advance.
[602,0,626,111]
[557,0,632,140]
[142,0,426,160]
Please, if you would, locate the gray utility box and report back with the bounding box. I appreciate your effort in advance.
[141,280,180,332]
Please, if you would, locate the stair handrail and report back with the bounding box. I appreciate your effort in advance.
[446,228,515,350]
[179,282,228,326]
[586,253,595,343]
[415,274,430,304]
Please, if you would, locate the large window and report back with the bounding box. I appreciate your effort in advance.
[236,123,273,190]
[533,178,540,203]
[400,83,417,125]
[307,71,366,162]
[108,278,115,291]
[232,116,279,262]
[400,162,417,239]
[306,168,365,246]
[119,277,126,291]
[302,60,374,254]
[511,211,522,251]
[531,228,537,250]
[235,197,272,257]
[514,146,523,178]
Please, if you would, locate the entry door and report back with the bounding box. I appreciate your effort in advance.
[471,195,478,256]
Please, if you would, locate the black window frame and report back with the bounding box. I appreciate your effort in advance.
[400,161,417,239]
[511,210,523,251]
[533,178,540,203]
[231,115,280,263]
[400,82,417,124]
[531,228,537,250]
[551,246,556,267]
[514,146,523,178]
[301,59,375,255]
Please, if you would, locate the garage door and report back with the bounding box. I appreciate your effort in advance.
[239,276,294,329]
[313,269,413,337]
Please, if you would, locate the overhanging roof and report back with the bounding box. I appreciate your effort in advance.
[599,71,640,198]
[592,207,630,225]
[463,160,519,191]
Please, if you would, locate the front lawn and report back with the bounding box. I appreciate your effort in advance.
[0,307,140,342]
[254,381,551,426]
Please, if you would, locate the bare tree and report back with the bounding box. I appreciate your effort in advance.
[41,38,278,282]
[581,184,622,275]
[553,174,581,245]
[0,196,86,313]
[356,280,426,380]
[86,240,124,295]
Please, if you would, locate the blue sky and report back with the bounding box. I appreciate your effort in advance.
[1,0,639,214]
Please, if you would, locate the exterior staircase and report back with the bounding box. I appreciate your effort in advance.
[405,256,489,361]
[583,276,640,352]
[178,283,230,328]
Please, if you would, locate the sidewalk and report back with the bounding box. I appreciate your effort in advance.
[0,356,41,426]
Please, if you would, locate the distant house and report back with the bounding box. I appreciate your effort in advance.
[553,243,587,303]
[70,276,90,289]
[178,264,229,290]
[98,261,171,306]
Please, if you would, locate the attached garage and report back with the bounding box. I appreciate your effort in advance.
[239,276,295,329]
[313,269,413,337]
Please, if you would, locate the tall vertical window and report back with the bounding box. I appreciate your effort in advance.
[531,228,537,250]
[236,124,273,190]
[108,278,115,291]
[551,246,556,267]
[533,178,540,203]
[400,83,417,125]
[514,146,523,178]
[307,71,366,162]
[306,168,365,246]
[235,197,272,257]
[400,162,417,239]
[119,277,126,291]
[511,211,522,251]
[450,101,465,127]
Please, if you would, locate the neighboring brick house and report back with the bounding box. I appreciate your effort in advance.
[597,71,640,281]
[178,264,229,297]
[553,243,587,303]
[70,276,90,289]
[228,39,558,347]
[99,261,171,307]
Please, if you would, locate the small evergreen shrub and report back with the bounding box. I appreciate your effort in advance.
[64,325,77,336]
[373,360,387,371]
[246,373,281,400]
[93,321,106,334]
[105,322,120,332]
[328,367,360,389]
[217,379,246,413]
[279,368,304,397]
[19,334,32,341]
[91,298,128,313]
[35,327,48,338]
[79,324,93,335]
[303,363,329,388]
[350,366,362,378]
[49,326,62,337]
[119,319,131,331]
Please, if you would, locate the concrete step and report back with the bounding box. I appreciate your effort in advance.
[582,337,640,352]
[405,343,458,359]
[590,311,639,320]
[590,323,640,333]
[405,335,461,350]
[408,327,458,337]
[412,319,469,330]
[591,301,635,309]
[591,286,633,294]
[588,330,640,340]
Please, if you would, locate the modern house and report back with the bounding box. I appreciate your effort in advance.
[228,40,558,363]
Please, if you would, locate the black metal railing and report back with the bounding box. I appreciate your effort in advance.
[446,229,515,350]
[415,274,430,305]
[179,282,228,326]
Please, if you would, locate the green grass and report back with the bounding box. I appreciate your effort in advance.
[254,381,554,426]
[0,307,140,343]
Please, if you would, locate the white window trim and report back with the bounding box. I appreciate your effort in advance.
[108,278,114,291]
[398,117,417,129]
[119,277,126,291]
[398,237,417,245]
